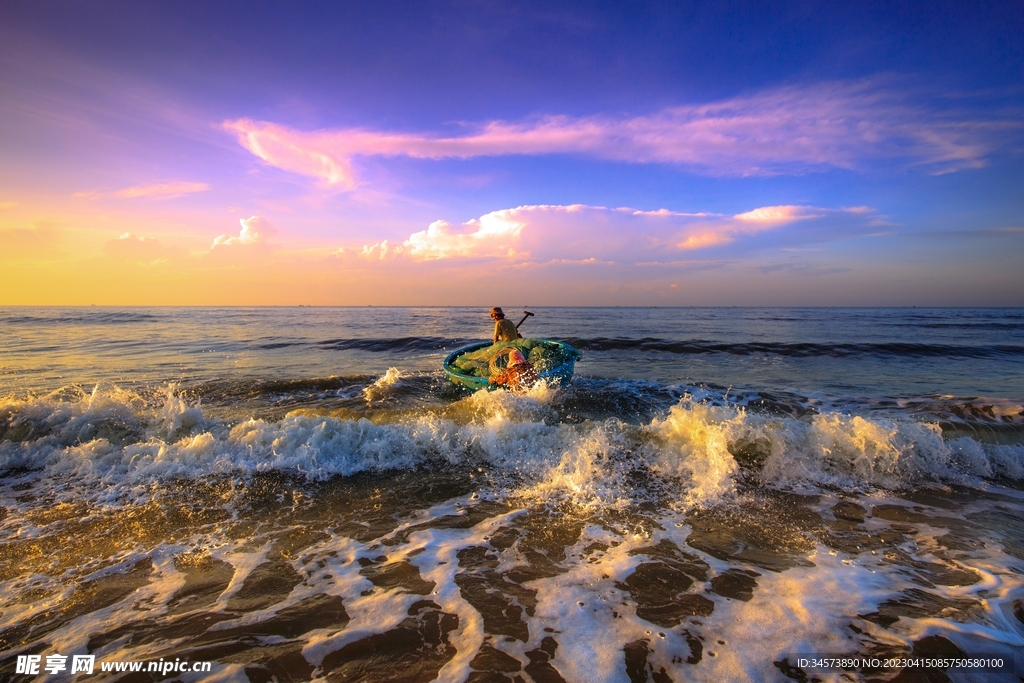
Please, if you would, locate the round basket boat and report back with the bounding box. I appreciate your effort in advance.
[442,339,581,391]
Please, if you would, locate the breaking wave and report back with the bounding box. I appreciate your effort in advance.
[2,380,1022,510]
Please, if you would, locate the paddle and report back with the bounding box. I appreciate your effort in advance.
[515,311,534,331]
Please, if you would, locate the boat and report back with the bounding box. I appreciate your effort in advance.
[443,339,582,390]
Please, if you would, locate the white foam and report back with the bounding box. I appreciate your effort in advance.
[645,401,740,505]
[688,550,895,681]
[4,473,1024,682]
[521,525,657,682]
[3,388,1024,513]
[362,367,404,401]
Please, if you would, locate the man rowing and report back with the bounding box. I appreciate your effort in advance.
[490,307,522,343]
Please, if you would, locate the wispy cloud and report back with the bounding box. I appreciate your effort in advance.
[74,181,209,201]
[346,203,881,265]
[0,223,62,260]
[103,232,185,263]
[225,79,1012,189]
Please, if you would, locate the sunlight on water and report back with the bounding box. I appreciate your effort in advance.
[2,307,1023,681]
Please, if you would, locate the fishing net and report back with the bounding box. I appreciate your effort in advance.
[450,339,577,378]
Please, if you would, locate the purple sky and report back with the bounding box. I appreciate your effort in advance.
[1,1,1022,305]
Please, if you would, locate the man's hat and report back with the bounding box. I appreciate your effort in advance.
[490,307,505,318]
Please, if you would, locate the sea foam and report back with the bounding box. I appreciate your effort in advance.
[3,383,1023,513]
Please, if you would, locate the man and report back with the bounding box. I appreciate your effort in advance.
[491,307,521,343]
[489,349,539,390]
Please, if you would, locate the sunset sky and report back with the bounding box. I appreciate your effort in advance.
[1,1,1022,305]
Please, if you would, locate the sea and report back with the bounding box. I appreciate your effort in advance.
[1,306,1023,682]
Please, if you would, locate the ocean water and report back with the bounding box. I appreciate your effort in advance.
[1,306,1023,682]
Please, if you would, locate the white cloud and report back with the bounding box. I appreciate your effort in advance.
[212,216,274,248]
[402,212,528,260]
[348,203,881,265]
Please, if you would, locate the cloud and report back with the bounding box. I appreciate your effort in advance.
[103,232,184,263]
[225,79,1013,189]
[734,205,822,224]
[74,181,209,201]
[212,215,274,248]
[0,223,61,260]
[0,201,18,210]
[349,203,881,265]
[402,212,528,260]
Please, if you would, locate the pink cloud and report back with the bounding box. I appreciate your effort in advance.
[662,205,823,251]
[74,181,209,201]
[349,203,878,264]
[225,79,1003,189]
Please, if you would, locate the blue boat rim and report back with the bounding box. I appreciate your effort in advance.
[443,339,581,389]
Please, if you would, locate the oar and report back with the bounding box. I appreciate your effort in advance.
[515,311,534,330]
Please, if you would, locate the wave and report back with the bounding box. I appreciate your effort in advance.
[2,382,1022,511]
[228,335,1024,360]
[315,337,471,352]
[247,337,475,352]
[562,338,1024,359]
[194,376,377,398]
[0,311,162,325]
[888,321,1024,330]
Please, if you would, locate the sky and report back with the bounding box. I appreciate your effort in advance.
[1,0,1022,306]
